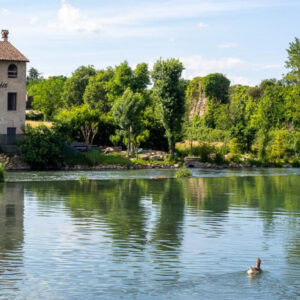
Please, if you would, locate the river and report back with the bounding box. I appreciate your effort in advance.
[0,169,299,299]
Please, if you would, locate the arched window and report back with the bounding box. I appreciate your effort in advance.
[8,64,17,78]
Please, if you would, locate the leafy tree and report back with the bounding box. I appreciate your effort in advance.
[83,68,114,112]
[285,37,300,83]
[152,58,185,157]
[112,88,148,156]
[62,65,96,106]
[27,67,43,87]
[201,73,230,104]
[28,67,40,79]
[28,76,65,120]
[18,125,65,169]
[132,62,150,93]
[107,61,150,101]
[55,105,101,147]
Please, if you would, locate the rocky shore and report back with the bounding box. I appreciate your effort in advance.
[1,154,294,171]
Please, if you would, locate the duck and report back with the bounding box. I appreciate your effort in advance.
[247,258,262,276]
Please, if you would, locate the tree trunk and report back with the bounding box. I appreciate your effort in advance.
[168,135,175,159]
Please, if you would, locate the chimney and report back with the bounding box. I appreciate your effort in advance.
[1,30,9,42]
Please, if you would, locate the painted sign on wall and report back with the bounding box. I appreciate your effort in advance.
[0,82,8,88]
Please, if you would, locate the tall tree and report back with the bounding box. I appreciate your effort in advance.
[112,88,147,156]
[62,65,96,106]
[28,76,65,120]
[152,58,185,158]
[83,68,114,112]
[285,37,300,84]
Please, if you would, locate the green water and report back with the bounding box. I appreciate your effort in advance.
[0,169,300,299]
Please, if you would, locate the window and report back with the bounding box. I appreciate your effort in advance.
[8,93,17,111]
[8,64,17,78]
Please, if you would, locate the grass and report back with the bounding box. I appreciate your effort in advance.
[25,120,53,128]
[64,150,130,167]
[175,166,192,178]
[0,163,5,182]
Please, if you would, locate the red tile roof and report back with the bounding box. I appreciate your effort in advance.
[0,41,29,62]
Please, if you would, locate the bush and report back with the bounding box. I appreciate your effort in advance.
[175,167,192,178]
[176,141,227,164]
[18,125,65,169]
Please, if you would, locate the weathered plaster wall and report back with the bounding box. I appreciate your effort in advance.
[0,61,26,134]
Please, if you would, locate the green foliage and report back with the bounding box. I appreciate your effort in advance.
[18,125,65,169]
[176,141,227,164]
[152,58,185,157]
[83,68,114,112]
[175,167,192,178]
[112,88,147,155]
[27,67,43,87]
[62,65,96,106]
[28,76,65,120]
[285,37,300,83]
[64,150,129,167]
[201,73,230,103]
[0,163,5,182]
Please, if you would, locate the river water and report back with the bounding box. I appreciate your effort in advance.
[0,169,300,299]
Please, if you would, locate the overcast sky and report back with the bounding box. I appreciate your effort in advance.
[0,0,299,85]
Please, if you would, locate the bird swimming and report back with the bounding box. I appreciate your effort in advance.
[247,258,262,276]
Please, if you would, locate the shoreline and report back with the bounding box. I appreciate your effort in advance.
[5,162,297,172]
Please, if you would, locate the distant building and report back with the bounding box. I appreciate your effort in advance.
[0,29,29,152]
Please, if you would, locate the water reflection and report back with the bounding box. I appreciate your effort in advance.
[0,173,299,298]
[0,183,24,298]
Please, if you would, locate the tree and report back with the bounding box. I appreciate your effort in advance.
[83,68,114,112]
[107,61,150,102]
[62,65,96,106]
[28,67,40,79]
[112,88,147,156]
[55,105,101,147]
[27,67,43,87]
[285,37,300,83]
[201,73,230,104]
[28,76,65,120]
[152,58,185,158]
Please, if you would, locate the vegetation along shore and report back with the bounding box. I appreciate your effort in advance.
[8,37,300,170]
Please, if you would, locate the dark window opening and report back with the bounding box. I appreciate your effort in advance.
[7,127,16,145]
[8,64,18,78]
[8,93,17,111]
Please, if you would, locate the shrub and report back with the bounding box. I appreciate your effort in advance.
[175,167,192,178]
[176,141,227,164]
[18,125,65,169]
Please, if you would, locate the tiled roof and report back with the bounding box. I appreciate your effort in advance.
[0,41,29,62]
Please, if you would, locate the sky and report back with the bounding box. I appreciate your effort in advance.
[0,0,299,86]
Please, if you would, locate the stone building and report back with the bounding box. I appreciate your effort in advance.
[0,29,29,152]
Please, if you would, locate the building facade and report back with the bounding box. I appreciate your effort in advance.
[0,30,29,152]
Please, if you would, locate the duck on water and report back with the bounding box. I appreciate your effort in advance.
[247,258,262,276]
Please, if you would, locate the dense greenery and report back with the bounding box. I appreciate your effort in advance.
[18,125,65,169]
[23,38,300,168]
[152,58,185,158]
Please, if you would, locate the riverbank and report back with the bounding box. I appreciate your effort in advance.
[1,154,297,171]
